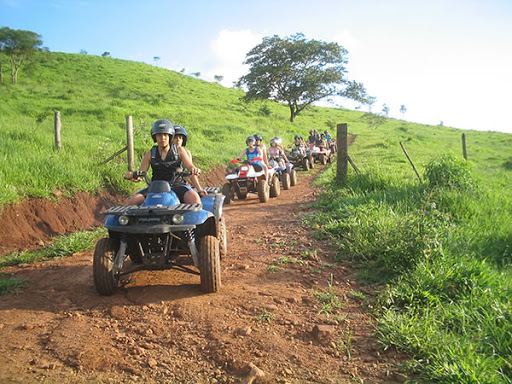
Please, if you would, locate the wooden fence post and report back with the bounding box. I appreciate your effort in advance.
[336,123,348,185]
[54,110,62,150]
[126,116,134,172]
[400,142,422,183]
[462,133,467,160]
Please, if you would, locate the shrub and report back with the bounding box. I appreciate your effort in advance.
[424,153,477,191]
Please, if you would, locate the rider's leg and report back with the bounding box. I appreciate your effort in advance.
[183,190,201,204]
[127,192,145,206]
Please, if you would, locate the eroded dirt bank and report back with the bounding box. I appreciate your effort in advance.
[0,163,408,383]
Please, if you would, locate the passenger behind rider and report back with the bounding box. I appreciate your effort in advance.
[253,133,270,168]
[307,130,316,146]
[268,137,289,168]
[315,133,328,149]
[236,135,268,180]
[173,125,207,197]
[124,119,202,205]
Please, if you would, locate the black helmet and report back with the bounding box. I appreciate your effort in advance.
[309,130,314,134]
[246,136,256,145]
[253,133,262,141]
[151,119,174,142]
[174,125,188,146]
[294,134,300,140]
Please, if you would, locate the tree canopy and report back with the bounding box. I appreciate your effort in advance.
[0,26,43,84]
[239,33,369,122]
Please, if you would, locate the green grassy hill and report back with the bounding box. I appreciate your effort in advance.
[0,51,511,206]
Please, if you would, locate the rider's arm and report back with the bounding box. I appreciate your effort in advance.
[124,150,151,181]
[261,146,269,166]
[237,149,246,160]
[178,147,200,175]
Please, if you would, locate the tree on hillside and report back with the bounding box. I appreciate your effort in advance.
[382,103,390,117]
[361,112,387,129]
[102,51,111,57]
[400,104,407,118]
[238,33,369,122]
[214,75,224,83]
[0,26,42,84]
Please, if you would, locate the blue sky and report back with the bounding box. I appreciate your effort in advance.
[2,0,512,133]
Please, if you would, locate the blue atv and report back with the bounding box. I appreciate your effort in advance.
[93,171,226,295]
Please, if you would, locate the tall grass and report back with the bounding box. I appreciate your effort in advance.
[308,154,512,382]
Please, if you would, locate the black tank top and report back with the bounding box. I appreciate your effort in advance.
[150,144,185,185]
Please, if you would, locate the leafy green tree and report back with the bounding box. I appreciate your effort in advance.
[102,51,111,57]
[400,104,407,117]
[382,103,390,117]
[361,112,386,129]
[0,26,42,84]
[214,75,224,83]
[239,33,369,122]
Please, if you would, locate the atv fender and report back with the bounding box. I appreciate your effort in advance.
[200,194,225,220]
[182,210,213,226]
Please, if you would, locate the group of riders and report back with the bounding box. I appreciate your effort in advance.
[125,119,335,205]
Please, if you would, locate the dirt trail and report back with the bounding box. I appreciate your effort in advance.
[0,164,407,384]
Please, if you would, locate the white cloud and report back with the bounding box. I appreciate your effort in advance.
[205,29,263,87]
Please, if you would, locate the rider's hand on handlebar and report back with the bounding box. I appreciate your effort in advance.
[190,166,201,176]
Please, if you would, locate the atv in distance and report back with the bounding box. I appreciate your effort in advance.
[287,147,311,171]
[93,171,226,295]
[222,158,277,204]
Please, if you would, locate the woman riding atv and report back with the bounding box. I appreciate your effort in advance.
[236,135,268,180]
[124,119,202,205]
[268,137,289,168]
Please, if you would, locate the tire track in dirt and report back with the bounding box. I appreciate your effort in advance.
[0,162,407,384]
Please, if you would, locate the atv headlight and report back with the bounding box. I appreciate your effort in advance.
[172,214,184,224]
[118,215,129,226]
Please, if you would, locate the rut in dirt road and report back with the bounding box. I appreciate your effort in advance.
[0,164,408,384]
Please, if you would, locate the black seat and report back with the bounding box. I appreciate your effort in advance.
[148,180,171,193]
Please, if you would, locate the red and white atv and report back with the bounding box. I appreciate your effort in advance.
[308,144,332,165]
[222,158,278,204]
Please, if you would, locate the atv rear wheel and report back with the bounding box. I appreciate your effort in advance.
[257,179,269,203]
[199,235,221,293]
[93,237,121,296]
[269,174,280,198]
[290,169,297,186]
[282,171,291,190]
[222,183,233,205]
[217,216,228,259]
[309,155,315,169]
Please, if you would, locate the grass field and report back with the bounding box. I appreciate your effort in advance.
[1,51,511,382]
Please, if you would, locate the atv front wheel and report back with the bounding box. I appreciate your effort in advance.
[319,154,327,165]
[282,171,291,190]
[222,183,233,205]
[257,179,269,203]
[269,174,280,198]
[199,235,221,293]
[303,158,310,171]
[93,237,121,296]
[290,169,297,186]
[309,155,315,169]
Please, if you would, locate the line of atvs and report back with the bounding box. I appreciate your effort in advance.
[92,145,334,296]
